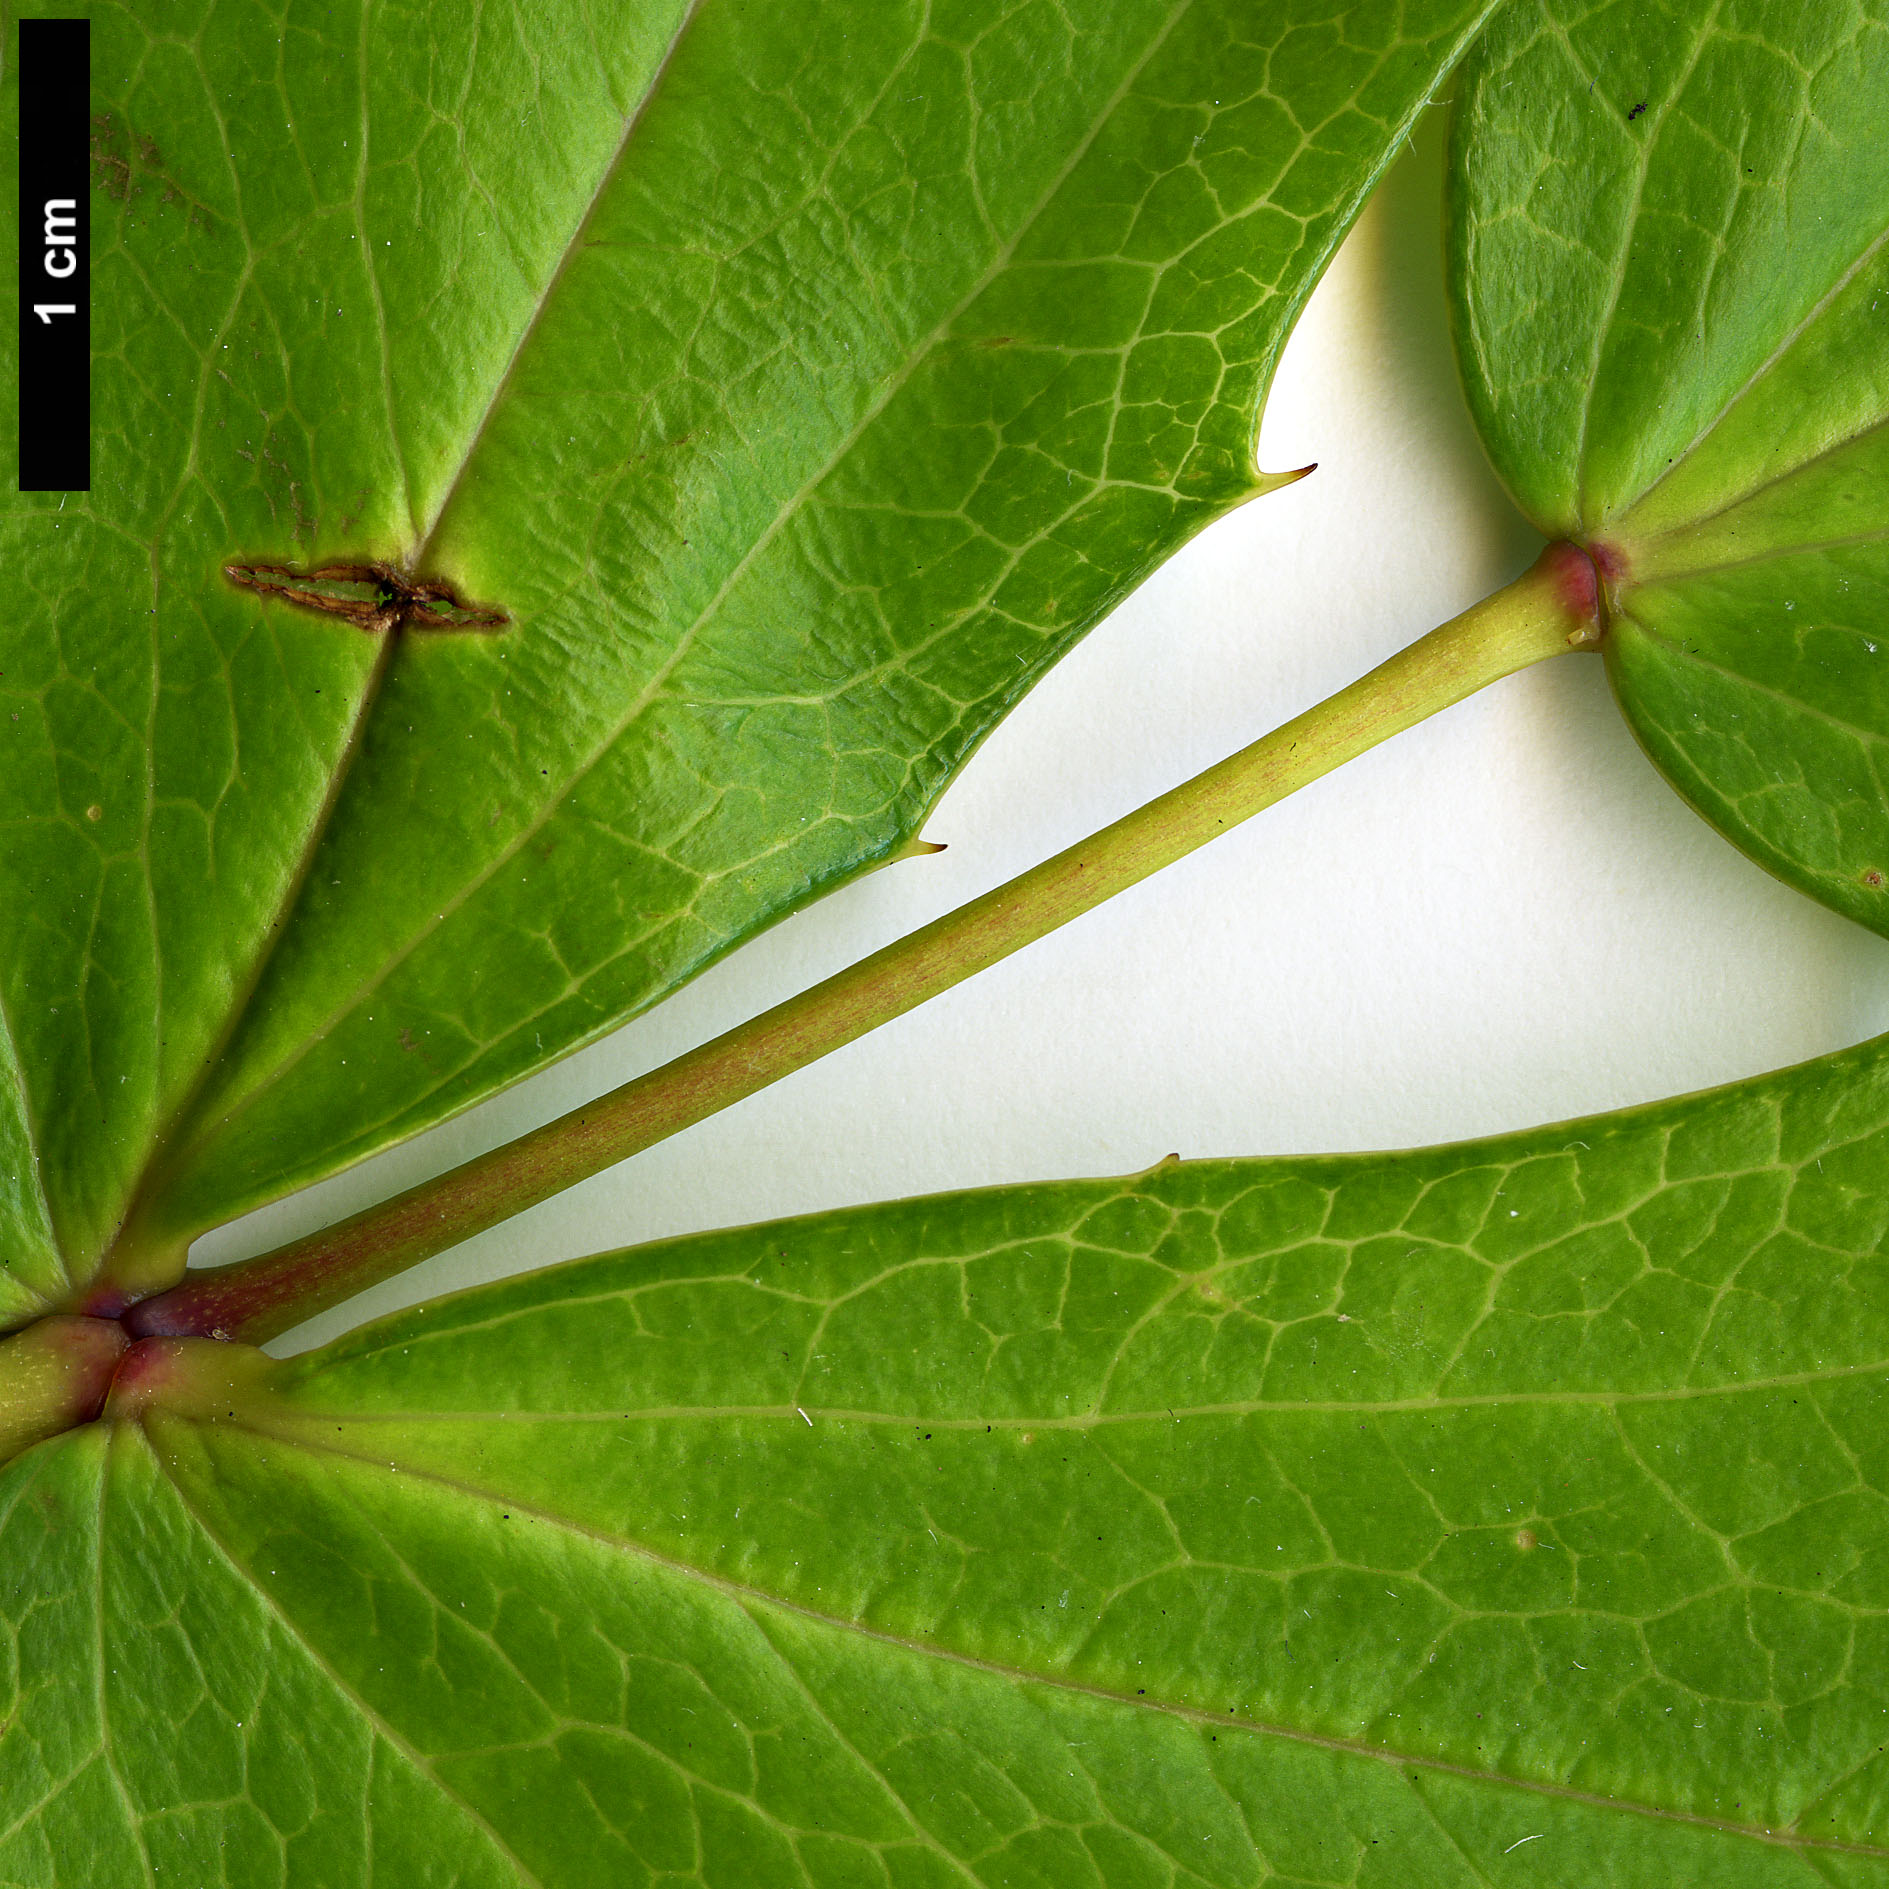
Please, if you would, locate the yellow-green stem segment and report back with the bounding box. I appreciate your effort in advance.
[126,544,1604,1345]
[0,1317,129,1465]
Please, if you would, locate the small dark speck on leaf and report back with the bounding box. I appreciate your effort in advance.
[1865,869,1885,889]
[1627,100,1648,120]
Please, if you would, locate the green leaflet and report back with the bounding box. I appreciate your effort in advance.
[11,1034,1889,1882]
[0,0,1493,1317]
[1447,0,1889,933]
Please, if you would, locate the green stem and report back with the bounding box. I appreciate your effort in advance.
[126,543,1603,1346]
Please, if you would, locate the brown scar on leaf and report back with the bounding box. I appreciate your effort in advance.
[90,114,132,201]
[92,113,213,229]
[223,561,509,634]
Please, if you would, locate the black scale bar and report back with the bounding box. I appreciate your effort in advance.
[17,18,90,492]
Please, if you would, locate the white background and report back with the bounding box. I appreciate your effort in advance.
[200,109,1889,1353]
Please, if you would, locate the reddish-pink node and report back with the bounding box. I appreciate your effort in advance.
[99,1332,273,1425]
[1541,541,1601,626]
[1586,538,1630,589]
[44,1315,130,1424]
[103,1336,194,1417]
[74,1280,136,1320]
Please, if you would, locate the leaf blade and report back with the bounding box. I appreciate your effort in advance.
[18,0,1498,1286]
[1447,0,1889,936]
[0,1036,1863,1878]
[145,1390,1888,1886]
[24,1030,1889,1876]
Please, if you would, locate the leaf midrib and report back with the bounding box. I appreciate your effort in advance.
[137,1423,553,1889]
[95,1439,159,1889]
[106,0,712,1262]
[101,637,400,1289]
[158,1411,1889,1865]
[1625,616,1889,750]
[270,1349,1889,1425]
[0,968,60,1317]
[1613,223,1889,541]
[1630,519,1889,588]
[406,0,710,560]
[1568,0,1726,520]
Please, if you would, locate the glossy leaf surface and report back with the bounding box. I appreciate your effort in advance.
[12,1034,1889,1881]
[0,0,1492,1319]
[1448,0,1889,932]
